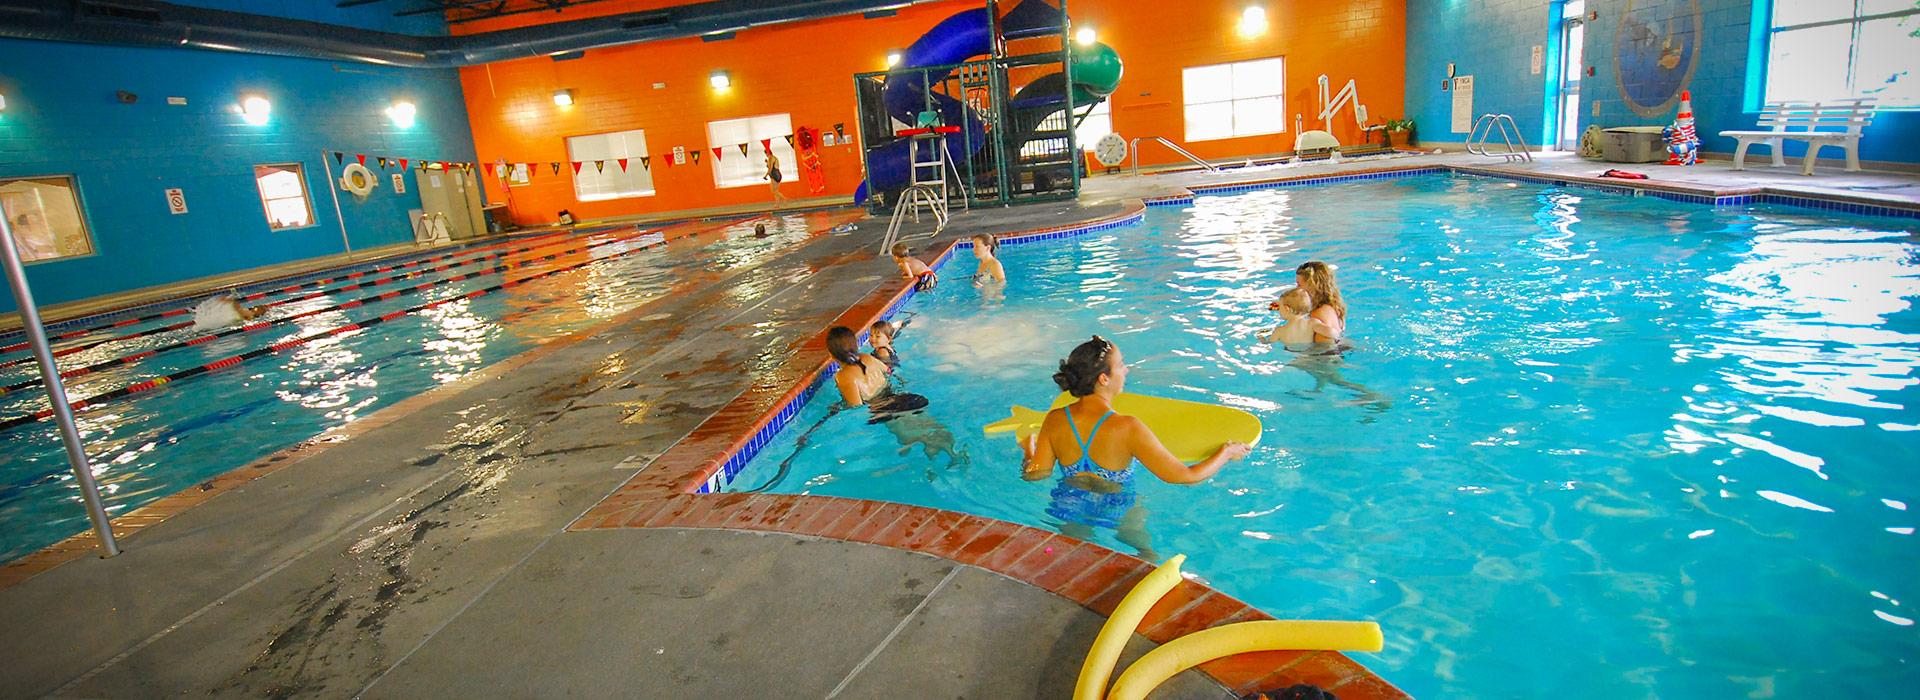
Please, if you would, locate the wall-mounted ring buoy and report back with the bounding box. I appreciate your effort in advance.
[339,163,377,197]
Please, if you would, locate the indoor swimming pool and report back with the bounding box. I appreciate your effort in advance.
[0,215,823,562]
[727,174,1920,697]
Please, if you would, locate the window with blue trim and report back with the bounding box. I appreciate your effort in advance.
[1766,0,1920,107]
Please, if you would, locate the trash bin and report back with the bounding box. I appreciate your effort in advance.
[1601,127,1667,163]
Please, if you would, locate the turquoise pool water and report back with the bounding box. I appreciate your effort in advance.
[0,216,811,562]
[728,174,1920,697]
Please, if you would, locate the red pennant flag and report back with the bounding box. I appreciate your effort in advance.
[594,160,605,173]
[711,146,723,161]
[738,143,749,157]
[356,154,366,165]
[661,155,674,168]
[399,158,409,170]
[617,158,628,172]
[571,161,584,175]
[638,156,650,171]
[761,138,773,153]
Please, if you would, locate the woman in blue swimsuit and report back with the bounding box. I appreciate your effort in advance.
[1020,336,1252,558]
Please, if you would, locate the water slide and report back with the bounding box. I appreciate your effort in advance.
[856,0,1123,203]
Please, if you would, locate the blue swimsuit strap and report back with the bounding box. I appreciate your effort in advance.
[1064,410,1121,474]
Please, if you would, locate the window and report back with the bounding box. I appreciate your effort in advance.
[1077,99,1114,151]
[1767,0,1920,107]
[1182,57,1286,142]
[0,175,94,263]
[253,164,315,231]
[567,129,655,201]
[707,113,798,188]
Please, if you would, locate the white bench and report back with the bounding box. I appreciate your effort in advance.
[1720,98,1876,175]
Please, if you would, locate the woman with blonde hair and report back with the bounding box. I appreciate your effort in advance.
[1294,260,1346,344]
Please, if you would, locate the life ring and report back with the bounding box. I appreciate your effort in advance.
[339,163,377,196]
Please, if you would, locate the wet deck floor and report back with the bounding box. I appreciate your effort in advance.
[3,151,1915,698]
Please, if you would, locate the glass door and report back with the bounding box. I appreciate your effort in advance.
[1555,1,1586,150]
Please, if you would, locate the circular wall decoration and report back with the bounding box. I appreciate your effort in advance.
[1093,133,1129,167]
[339,163,377,196]
[1613,0,1704,117]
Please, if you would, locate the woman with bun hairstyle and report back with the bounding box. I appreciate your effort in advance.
[1021,336,1252,555]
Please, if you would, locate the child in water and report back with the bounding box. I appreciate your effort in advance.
[1263,287,1317,347]
[891,243,937,291]
[971,234,1005,285]
[868,320,900,367]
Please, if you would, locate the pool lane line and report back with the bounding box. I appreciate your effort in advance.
[0,229,587,358]
[0,228,638,372]
[0,218,754,434]
[0,225,669,400]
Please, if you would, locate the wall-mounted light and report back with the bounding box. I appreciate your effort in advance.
[1074,26,1096,47]
[386,100,416,128]
[885,50,903,68]
[710,70,731,91]
[1238,5,1268,38]
[238,95,271,125]
[553,89,574,107]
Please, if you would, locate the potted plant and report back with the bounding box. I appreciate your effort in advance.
[1384,118,1416,149]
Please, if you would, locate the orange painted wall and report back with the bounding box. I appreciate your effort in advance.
[458,0,1405,225]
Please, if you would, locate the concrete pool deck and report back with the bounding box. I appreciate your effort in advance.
[4,150,1917,698]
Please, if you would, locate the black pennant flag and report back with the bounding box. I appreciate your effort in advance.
[639,156,651,171]
[332,151,345,165]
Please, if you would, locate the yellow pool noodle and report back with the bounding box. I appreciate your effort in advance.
[1107,620,1385,700]
[1072,554,1188,700]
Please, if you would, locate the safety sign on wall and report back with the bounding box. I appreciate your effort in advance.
[1450,76,1475,134]
[165,188,187,215]
[392,174,406,194]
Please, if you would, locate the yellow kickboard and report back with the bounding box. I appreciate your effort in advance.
[983,392,1262,463]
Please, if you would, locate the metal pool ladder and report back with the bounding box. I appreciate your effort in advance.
[1131,137,1219,173]
[880,184,948,254]
[1467,114,1533,163]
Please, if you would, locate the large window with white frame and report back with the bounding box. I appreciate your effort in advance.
[707,113,798,188]
[252,164,315,231]
[0,175,94,262]
[1077,99,1113,151]
[1766,0,1920,107]
[1182,57,1286,142]
[567,129,656,201]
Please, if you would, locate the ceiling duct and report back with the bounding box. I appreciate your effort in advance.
[0,0,937,68]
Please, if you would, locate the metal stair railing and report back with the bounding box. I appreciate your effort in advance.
[1466,114,1533,163]
[1130,137,1220,173]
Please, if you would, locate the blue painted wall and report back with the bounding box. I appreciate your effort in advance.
[1407,0,1920,164]
[0,38,474,312]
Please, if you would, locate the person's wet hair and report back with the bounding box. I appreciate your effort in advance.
[868,320,893,340]
[826,326,863,367]
[890,242,910,258]
[972,233,999,256]
[1295,260,1346,319]
[1053,335,1114,397]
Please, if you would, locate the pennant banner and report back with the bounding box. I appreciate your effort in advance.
[761,138,773,153]
[571,161,584,175]
[711,146,723,162]
[356,154,367,166]
[690,151,701,165]
[551,162,561,175]
[738,143,749,157]
[639,156,650,171]
[783,134,795,148]
[617,158,628,172]
[398,158,408,170]
[332,152,345,165]
[593,160,605,173]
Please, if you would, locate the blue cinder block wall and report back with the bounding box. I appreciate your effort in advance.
[0,3,472,313]
[1406,0,1920,164]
